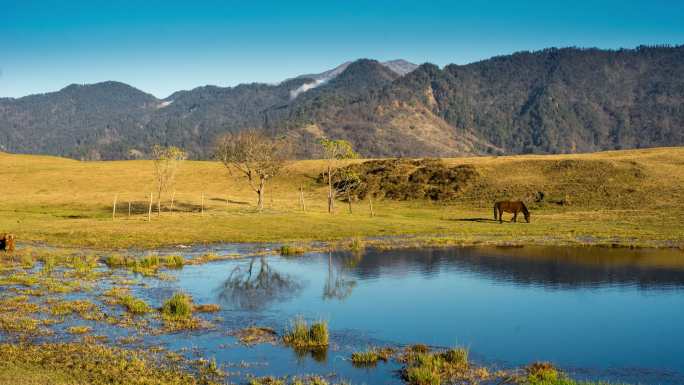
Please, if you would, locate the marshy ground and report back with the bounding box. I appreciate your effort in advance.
[2,244,681,384]
[2,147,684,384]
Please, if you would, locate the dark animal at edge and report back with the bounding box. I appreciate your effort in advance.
[0,233,15,252]
[494,201,530,223]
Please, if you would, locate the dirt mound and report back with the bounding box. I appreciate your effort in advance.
[318,159,480,201]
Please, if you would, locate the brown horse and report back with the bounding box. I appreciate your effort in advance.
[0,233,15,252]
[494,201,530,223]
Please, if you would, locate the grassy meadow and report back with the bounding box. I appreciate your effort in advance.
[1,147,684,250]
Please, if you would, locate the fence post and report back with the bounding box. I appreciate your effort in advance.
[128,201,131,217]
[201,192,204,215]
[112,194,118,220]
[369,195,374,217]
[148,192,153,222]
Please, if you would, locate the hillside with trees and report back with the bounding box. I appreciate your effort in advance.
[0,46,682,160]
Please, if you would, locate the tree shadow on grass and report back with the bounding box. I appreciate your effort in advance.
[209,197,250,205]
[105,201,205,215]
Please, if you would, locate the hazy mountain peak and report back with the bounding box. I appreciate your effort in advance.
[289,58,417,99]
[381,59,419,75]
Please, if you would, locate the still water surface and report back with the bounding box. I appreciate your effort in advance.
[147,245,684,384]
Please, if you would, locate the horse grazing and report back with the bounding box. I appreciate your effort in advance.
[0,233,15,252]
[494,201,530,223]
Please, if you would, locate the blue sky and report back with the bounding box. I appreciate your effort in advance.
[1,0,683,98]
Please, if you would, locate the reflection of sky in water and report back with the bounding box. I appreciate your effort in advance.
[161,246,684,384]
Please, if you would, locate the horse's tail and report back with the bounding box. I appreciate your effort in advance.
[520,201,529,215]
[493,202,498,220]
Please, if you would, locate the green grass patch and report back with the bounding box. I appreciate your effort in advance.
[2,148,683,250]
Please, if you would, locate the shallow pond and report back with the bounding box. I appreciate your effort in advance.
[6,245,684,384]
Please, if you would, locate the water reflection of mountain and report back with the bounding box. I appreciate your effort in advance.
[336,247,684,290]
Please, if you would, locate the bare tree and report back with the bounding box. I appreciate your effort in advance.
[151,145,187,215]
[214,130,289,211]
[319,138,358,214]
[336,168,361,214]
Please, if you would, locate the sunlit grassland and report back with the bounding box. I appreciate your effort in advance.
[1,147,683,249]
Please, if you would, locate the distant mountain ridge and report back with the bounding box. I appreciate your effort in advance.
[1,46,683,160]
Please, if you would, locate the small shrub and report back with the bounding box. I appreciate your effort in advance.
[161,292,193,319]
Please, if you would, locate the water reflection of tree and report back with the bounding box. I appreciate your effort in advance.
[323,252,357,301]
[218,257,303,310]
[292,346,328,363]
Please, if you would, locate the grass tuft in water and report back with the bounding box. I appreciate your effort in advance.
[67,326,91,335]
[248,375,340,385]
[161,292,193,319]
[351,347,395,366]
[161,254,185,268]
[351,350,380,366]
[41,256,56,276]
[441,348,468,366]
[283,317,329,348]
[232,326,278,346]
[405,364,442,385]
[400,346,488,385]
[518,361,623,385]
[279,244,308,256]
[104,254,134,268]
[119,294,151,315]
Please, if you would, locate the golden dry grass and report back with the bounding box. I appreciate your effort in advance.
[1,147,683,249]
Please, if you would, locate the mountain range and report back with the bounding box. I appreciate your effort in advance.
[1,45,682,160]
